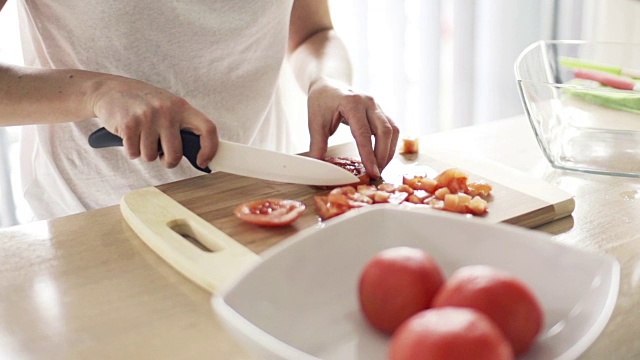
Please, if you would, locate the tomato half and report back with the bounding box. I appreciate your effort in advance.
[234,198,306,227]
[324,156,370,187]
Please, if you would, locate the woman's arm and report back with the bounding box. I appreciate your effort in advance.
[288,0,399,178]
[0,63,218,169]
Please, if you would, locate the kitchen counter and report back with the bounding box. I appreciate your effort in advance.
[2,115,639,359]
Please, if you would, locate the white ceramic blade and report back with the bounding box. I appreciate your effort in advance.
[208,141,360,186]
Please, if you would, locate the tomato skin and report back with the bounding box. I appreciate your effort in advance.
[233,199,305,227]
[388,307,514,360]
[432,265,543,355]
[358,247,445,334]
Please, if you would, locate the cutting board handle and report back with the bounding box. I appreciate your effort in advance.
[120,187,260,293]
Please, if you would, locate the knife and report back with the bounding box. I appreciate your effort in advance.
[88,127,360,186]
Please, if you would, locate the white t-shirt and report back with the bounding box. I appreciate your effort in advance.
[16,0,300,220]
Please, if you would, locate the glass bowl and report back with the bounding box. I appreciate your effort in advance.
[515,40,640,177]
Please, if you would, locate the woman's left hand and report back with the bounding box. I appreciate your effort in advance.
[306,77,399,179]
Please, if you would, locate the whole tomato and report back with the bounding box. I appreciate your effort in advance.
[388,307,514,360]
[431,265,543,355]
[358,246,445,334]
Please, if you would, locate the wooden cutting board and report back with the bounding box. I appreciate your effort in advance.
[153,142,574,255]
[122,141,574,292]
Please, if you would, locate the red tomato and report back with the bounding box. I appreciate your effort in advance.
[233,198,305,227]
[358,247,445,334]
[388,307,514,360]
[432,265,543,355]
[324,156,370,187]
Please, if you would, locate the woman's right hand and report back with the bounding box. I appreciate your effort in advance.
[89,75,218,169]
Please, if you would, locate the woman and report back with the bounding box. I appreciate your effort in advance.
[0,0,398,220]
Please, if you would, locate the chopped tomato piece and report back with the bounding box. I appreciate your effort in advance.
[435,168,469,194]
[329,186,373,207]
[374,190,392,203]
[399,137,420,154]
[443,194,459,212]
[234,198,305,227]
[468,181,493,197]
[328,186,355,206]
[443,193,472,214]
[434,187,451,200]
[427,198,445,210]
[357,185,378,200]
[388,191,410,205]
[403,175,437,193]
[314,196,350,220]
[378,183,398,193]
[406,190,431,204]
[468,196,489,215]
[396,184,414,195]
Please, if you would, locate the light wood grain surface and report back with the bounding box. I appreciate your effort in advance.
[1,115,638,359]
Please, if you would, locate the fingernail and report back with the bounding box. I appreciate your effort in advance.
[373,164,381,178]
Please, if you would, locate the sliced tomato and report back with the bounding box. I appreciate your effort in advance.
[314,166,491,220]
[314,195,351,220]
[330,186,373,205]
[324,156,370,187]
[234,198,305,227]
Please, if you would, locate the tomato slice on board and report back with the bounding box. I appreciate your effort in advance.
[323,157,370,187]
[314,195,351,220]
[234,199,306,227]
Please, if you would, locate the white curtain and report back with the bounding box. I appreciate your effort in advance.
[329,0,593,135]
[587,0,640,41]
[0,128,18,227]
[0,0,21,228]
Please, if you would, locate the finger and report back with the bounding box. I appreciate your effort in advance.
[384,115,400,169]
[158,123,182,168]
[368,108,400,170]
[119,121,142,160]
[139,125,160,162]
[184,111,218,168]
[307,111,332,161]
[343,107,380,178]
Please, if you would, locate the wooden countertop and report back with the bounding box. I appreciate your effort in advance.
[2,115,639,359]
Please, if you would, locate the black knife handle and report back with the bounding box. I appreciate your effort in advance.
[88,127,211,173]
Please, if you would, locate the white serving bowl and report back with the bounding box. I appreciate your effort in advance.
[212,205,619,360]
